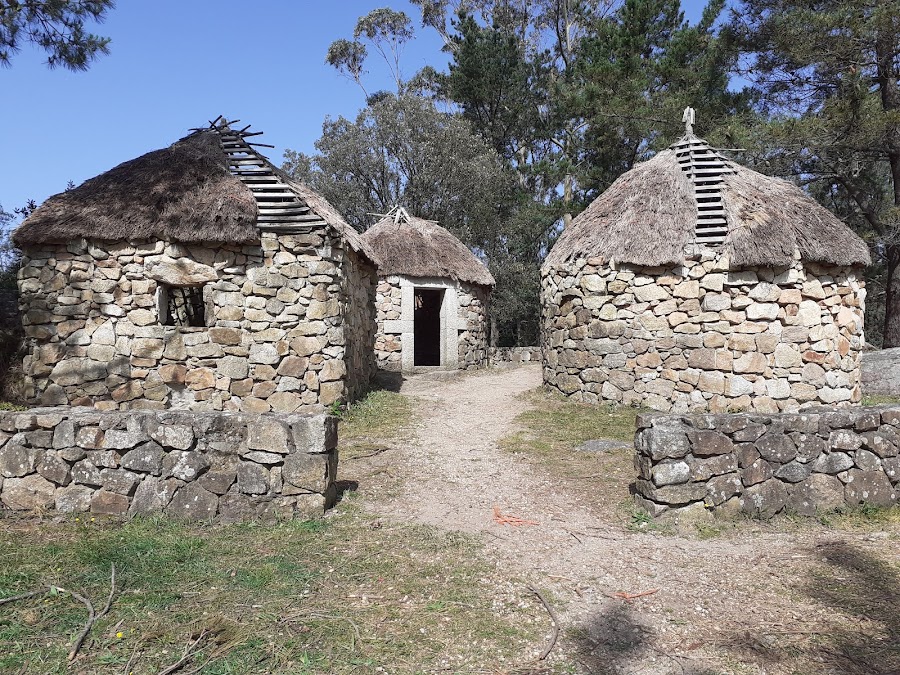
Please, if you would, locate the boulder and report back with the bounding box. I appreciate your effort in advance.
[1,474,56,510]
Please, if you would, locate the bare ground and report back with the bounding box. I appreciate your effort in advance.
[350,365,900,675]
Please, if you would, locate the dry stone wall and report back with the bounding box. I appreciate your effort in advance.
[18,229,376,412]
[489,346,541,365]
[0,408,337,521]
[373,275,490,371]
[634,406,900,518]
[541,250,866,413]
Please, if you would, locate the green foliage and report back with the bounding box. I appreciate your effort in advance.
[0,0,114,70]
[728,0,900,346]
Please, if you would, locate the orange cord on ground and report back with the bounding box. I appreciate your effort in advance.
[492,504,539,526]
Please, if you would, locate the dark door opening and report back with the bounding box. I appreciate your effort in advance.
[414,289,443,366]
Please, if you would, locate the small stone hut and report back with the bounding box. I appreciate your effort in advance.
[361,207,494,372]
[541,127,871,413]
[13,119,378,412]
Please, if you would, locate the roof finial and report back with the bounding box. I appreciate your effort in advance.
[682,106,695,136]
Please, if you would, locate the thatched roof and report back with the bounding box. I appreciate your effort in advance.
[361,207,495,287]
[544,137,871,269]
[12,124,373,262]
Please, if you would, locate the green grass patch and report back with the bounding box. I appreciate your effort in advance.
[0,507,546,673]
[339,390,414,459]
[861,394,900,406]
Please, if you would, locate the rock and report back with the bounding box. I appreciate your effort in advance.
[282,452,328,492]
[161,450,210,481]
[158,364,188,384]
[855,449,881,472]
[198,469,236,495]
[0,438,38,477]
[103,429,147,450]
[185,368,215,391]
[689,430,733,456]
[812,452,855,474]
[576,439,628,452]
[635,478,706,506]
[775,461,811,483]
[741,479,788,518]
[786,474,845,516]
[842,469,896,507]
[166,484,219,520]
[237,462,269,495]
[37,452,71,486]
[218,493,257,523]
[76,427,104,449]
[705,473,742,506]
[829,430,863,451]
[217,356,249,380]
[90,489,129,516]
[129,476,179,515]
[71,460,103,487]
[688,454,737,481]
[55,484,94,513]
[52,420,75,449]
[247,418,290,454]
[149,424,194,450]
[742,458,773,486]
[49,358,107,385]
[756,433,797,463]
[861,348,900,396]
[120,442,165,474]
[99,468,140,495]
[651,460,691,486]
[1,474,57,510]
[145,256,218,286]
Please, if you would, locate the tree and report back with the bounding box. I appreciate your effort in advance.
[574,0,750,197]
[0,0,114,70]
[728,0,900,347]
[325,7,414,97]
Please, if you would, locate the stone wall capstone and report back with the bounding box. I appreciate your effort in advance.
[542,251,866,413]
[0,408,337,522]
[634,405,900,518]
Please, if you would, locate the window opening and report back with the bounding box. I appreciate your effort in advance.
[162,285,207,327]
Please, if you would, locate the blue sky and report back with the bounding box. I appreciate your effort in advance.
[2,1,709,217]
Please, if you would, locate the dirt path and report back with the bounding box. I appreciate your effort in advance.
[362,365,900,674]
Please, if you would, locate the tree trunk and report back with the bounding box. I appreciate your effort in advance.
[884,245,900,348]
[490,313,498,348]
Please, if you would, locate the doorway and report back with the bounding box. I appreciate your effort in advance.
[414,289,443,366]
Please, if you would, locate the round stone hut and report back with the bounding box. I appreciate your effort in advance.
[541,127,871,413]
[13,118,378,412]
[361,207,494,372]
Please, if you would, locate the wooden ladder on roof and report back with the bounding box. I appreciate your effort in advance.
[672,135,733,247]
[207,119,325,231]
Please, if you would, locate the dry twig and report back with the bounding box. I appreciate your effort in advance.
[608,588,659,602]
[527,584,560,661]
[493,505,539,527]
[158,629,210,675]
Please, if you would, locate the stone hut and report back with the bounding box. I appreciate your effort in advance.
[13,119,378,412]
[541,126,871,413]
[361,207,494,372]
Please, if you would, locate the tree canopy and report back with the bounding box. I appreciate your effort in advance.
[0,0,114,70]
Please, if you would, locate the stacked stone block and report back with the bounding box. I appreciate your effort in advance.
[18,229,376,412]
[489,346,541,365]
[634,406,900,518]
[541,250,865,412]
[0,408,337,521]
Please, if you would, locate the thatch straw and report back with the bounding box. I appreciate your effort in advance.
[544,145,871,269]
[544,151,695,268]
[13,131,259,245]
[13,127,375,263]
[361,211,495,287]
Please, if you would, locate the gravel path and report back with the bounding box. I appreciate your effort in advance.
[363,365,900,674]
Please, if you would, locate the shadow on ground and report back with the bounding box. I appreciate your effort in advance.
[719,540,900,674]
[572,603,713,674]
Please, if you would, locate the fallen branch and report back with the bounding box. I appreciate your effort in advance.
[608,588,659,602]
[69,563,117,661]
[158,629,210,675]
[0,563,118,663]
[493,505,539,527]
[527,584,560,661]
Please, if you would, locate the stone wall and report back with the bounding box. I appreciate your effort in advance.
[373,275,490,372]
[634,406,899,518]
[18,229,375,412]
[541,250,866,413]
[489,346,541,365]
[0,408,337,521]
[340,247,378,402]
[861,347,900,397]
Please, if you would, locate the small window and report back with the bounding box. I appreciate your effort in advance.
[161,284,207,327]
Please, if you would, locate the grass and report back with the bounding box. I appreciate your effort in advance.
[861,394,900,406]
[339,389,415,460]
[0,508,548,674]
[499,389,642,526]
